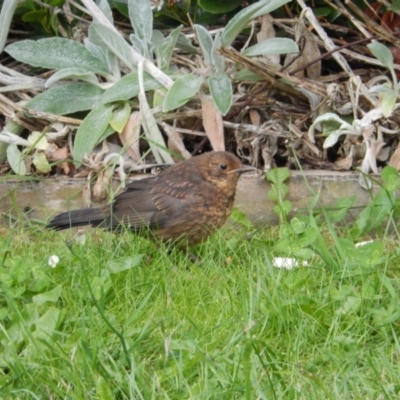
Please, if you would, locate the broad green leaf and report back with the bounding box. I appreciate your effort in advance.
[176,33,200,54]
[84,37,108,72]
[368,41,394,70]
[27,131,48,150]
[7,144,26,175]
[292,248,314,260]
[156,25,182,71]
[110,102,131,133]
[95,376,114,400]
[130,33,148,57]
[195,24,213,67]
[0,120,23,164]
[97,0,113,23]
[89,21,136,70]
[163,73,204,112]
[242,38,298,56]
[97,72,161,105]
[199,0,242,13]
[381,166,400,191]
[33,151,51,173]
[26,83,104,114]
[32,285,62,305]
[209,74,232,116]
[33,306,61,339]
[211,32,225,74]
[389,0,400,11]
[229,207,254,230]
[290,217,306,234]
[221,0,291,47]
[266,167,290,185]
[73,104,114,164]
[45,68,100,88]
[0,0,19,54]
[234,69,264,81]
[5,38,107,73]
[128,0,153,43]
[107,255,144,274]
[140,91,174,164]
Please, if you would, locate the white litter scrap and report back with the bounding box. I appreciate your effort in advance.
[273,257,309,270]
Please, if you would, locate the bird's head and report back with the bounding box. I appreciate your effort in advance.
[195,151,256,192]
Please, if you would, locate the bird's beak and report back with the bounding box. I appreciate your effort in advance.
[230,166,257,174]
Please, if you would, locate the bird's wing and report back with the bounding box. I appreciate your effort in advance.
[107,174,209,231]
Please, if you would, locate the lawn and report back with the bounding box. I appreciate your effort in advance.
[0,216,399,399]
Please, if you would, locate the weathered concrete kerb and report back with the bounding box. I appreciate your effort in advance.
[0,171,379,226]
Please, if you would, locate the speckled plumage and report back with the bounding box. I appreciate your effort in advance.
[48,151,254,247]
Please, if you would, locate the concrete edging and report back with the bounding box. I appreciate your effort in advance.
[0,171,379,226]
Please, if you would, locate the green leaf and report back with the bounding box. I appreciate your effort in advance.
[33,151,51,173]
[97,0,113,23]
[32,285,62,305]
[242,38,298,57]
[110,102,131,133]
[368,41,394,70]
[389,0,400,11]
[5,38,107,73]
[7,144,26,175]
[211,32,225,74]
[199,0,242,13]
[97,72,161,105]
[73,104,114,164]
[128,0,153,43]
[221,0,291,47]
[95,375,114,400]
[176,33,200,54]
[229,207,254,230]
[381,165,400,191]
[381,89,398,118]
[27,83,104,114]
[107,255,144,274]
[33,306,61,340]
[163,73,204,112]
[266,167,290,185]
[89,21,136,70]
[156,25,183,71]
[209,74,232,116]
[27,131,48,150]
[140,91,174,164]
[290,217,306,234]
[130,33,148,57]
[195,24,213,67]
[292,248,314,260]
[45,68,100,88]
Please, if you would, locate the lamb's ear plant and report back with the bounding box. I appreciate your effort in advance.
[1,0,176,168]
[308,40,400,189]
[1,0,297,172]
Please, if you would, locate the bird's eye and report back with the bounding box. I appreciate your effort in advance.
[219,163,227,170]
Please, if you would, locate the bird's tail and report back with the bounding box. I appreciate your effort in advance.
[47,208,107,230]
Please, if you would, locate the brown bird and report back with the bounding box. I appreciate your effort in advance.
[48,151,255,247]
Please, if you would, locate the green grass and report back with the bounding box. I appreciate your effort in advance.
[1,222,400,399]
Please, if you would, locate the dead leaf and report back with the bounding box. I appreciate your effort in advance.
[389,141,400,170]
[201,97,225,151]
[119,111,141,162]
[93,171,108,202]
[44,144,75,175]
[285,20,321,80]
[249,109,261,126]
[257,14,279,65]
[161,122,191,160]
[335,145,354,170]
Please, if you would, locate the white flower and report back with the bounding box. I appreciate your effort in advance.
[48,255,60,268]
